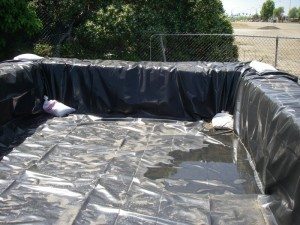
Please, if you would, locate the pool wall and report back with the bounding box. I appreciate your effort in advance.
[0,58,299,224]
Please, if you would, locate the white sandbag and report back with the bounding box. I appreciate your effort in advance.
[212,112,233,130]
[249,60,277,73]
[13,53,44,61]
[43,96,75,117]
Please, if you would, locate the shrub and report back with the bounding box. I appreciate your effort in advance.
[69,0,237,61]
[33,0,237,61]
[34,43,53,56]
[0,0,42,60]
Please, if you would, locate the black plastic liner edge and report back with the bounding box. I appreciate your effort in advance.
[1,58,300,225]
[0,59,246,127]
[234,69,300,225]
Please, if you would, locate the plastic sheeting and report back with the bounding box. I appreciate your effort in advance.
[235,69,300,225]
[0,114,273,224]
[41,59,245,121]
[1,58,300,224]
[0,61,44,126]
[0,59,245,128]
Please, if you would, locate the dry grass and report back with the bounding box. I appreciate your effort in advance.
[232,22,300,76]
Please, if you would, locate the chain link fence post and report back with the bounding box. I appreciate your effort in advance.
[159,35,167,62]
[275,36,279,67]
[150,35,153,61]
[149,34,300,76]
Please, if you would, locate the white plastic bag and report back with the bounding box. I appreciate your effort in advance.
[43,96,75,117]
[212,111,233,130]
[249,60,277,73]
[13,53,44,61]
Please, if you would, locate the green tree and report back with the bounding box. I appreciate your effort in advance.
[260,0,275,21]
[252,13,260,21]
[288,7,299,19]
[69,0,237,61]
[33,0,101,56]
[273,7,284,20]
[0,0,42,60]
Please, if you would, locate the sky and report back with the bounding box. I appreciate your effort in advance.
[221,0,300,15]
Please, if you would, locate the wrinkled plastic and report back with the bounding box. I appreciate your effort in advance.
[0,61,43,126]
[0,114,274,224]
[0,59,245,127]
[0,58,299,225]
[235,69,300,225]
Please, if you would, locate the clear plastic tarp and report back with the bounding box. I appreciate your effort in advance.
[0,114,274,224]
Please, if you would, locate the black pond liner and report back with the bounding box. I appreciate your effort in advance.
[0,58,299,225]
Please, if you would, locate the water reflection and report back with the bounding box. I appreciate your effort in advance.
[144,132,260,195]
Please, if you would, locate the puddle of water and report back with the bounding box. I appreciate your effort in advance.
[144,132,260,194]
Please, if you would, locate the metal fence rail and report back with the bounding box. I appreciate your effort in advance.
[150,34,300,76]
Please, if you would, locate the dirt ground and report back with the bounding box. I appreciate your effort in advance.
[233,22,300,37]
[232,22,300,76]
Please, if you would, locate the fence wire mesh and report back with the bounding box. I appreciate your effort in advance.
[36,11,300,77]
[35,4,151,61]
[150,34,300,76]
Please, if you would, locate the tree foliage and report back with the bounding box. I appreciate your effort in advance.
[54,0,236,61]
[252,13,260,21]
[4,0,236,61]
[260,0,275,21]
[273,7,284,20]
[0,0,42,60]
[288,7,300,19]
[34,0,101,35]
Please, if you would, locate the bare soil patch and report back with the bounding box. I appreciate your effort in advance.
[258,26,280,30]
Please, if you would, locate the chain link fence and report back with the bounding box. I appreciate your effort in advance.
[35,4,151,61]
[34,2,300,75]
[36,22,300,76]
[150,34,300,76]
